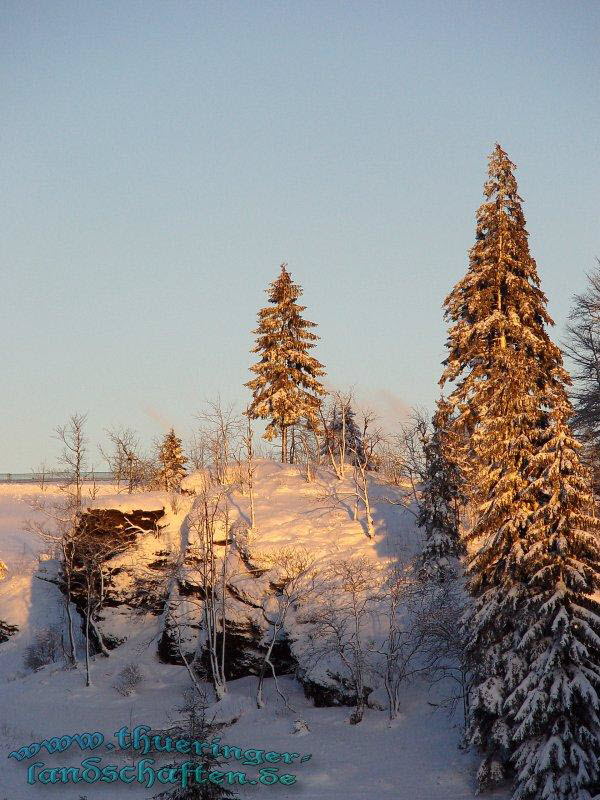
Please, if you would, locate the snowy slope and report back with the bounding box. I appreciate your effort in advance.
[0,463,507,800]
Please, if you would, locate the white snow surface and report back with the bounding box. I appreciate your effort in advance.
[0,461,507,799]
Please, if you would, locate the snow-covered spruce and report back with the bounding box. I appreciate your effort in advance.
[507,400,600,800]
[158,428,188,492]
[322,399,366,469]
[245,263,326,463]
[440,144,600,797]
[417,397,464,582]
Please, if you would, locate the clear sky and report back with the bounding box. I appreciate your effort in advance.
[2,0,600,470]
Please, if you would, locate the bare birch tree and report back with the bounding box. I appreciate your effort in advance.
[25,499,80,668]
[196,398,243,485]
[55,412,88,511]
[188,480,231,699]
[187,431,210,472]
[32,461,50,491]
[99,427,146,493]
[369,564,441,720]
[254,546,319,709]
[25,413,89,668]
[320,390,353,479]
[300,556,379,724]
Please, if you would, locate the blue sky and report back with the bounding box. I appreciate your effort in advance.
[2,1,600,470]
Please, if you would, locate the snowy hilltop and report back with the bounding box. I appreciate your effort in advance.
[0,460,486,800]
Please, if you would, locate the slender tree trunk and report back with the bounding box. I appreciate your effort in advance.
[62,541,78,668]
[65,589,77,667]
[245,415,256,528]
[174,619,204,694]
[257,620,280,708]
[220,519,227,690]
[249,476,255,529]
[281,425,288,463]
[90,570,110,658]
[301,434,312,482]
[256,649,270,709]
[351,679,365,724]
[257,627,295,712]
[384,663,401,720]
[362,478,374,538]
[85,576,91,687]
[88,616,109,658]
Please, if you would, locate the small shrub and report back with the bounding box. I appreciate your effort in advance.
[114,662,144,696]
[24,627,62,670]
[0,619,18,644]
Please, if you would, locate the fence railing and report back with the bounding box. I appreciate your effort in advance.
[0,472,116,485]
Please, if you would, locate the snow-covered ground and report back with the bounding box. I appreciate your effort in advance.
[0,463,505,799]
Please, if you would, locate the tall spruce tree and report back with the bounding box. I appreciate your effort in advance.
[440,144,592,792]
[418,397,464,582]
[158,428,187,492]
[246,264,326,462]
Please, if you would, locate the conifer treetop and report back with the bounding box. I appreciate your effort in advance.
[246,263,326,453]
[442,144,566,398]
[158,427,187,492]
